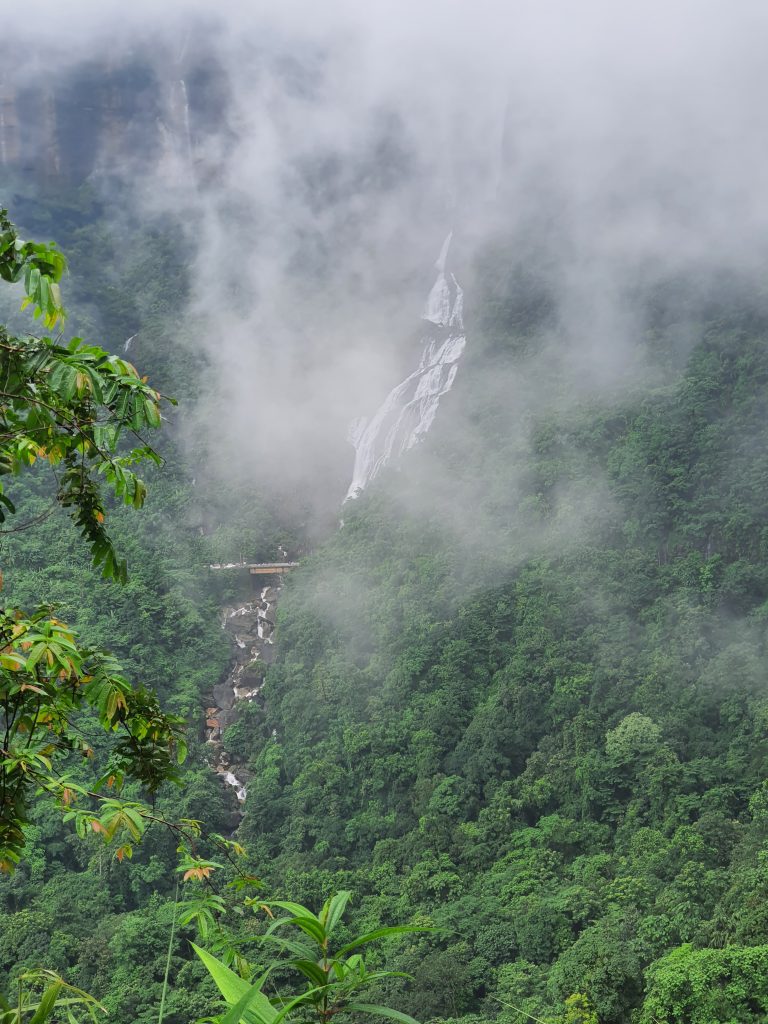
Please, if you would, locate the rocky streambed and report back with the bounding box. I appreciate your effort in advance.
[205,581,281,807]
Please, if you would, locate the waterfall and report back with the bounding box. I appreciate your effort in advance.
[164,79,193,167]
[345,232,466,501]
[177,79,193,161]
[206,572,286,808]
[220,769,247,803]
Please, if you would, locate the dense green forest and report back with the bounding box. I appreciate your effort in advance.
[4,171,768,1024]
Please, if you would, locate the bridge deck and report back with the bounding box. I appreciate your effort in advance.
[208,561,299,573]
[248,562,299,575]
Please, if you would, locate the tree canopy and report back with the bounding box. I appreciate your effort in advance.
[0,209,185,870]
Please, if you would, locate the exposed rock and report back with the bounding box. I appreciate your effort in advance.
[205,578,283,807]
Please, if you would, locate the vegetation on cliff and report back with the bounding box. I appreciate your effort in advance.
[3,184,768,1024]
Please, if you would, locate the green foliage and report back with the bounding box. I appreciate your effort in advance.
[0,600,186,866]
[561,993,597,1024]
[0,969,104,1024]
[0,210,67,329]
[0,208,173,583]
[226,267,768,1023]
[638,944,768,1023]
[0,211,186,868]
[194,892,427,1024]
[9,185,768,1024]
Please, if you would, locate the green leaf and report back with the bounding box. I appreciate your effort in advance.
[218,979,278,1024]
[336,926,433,957]
[258,932,316,960]
[346,1004,422,1024]
[192,945,277,1024]
[28,981,63,1024]
[323,890,351,936]
[266,901,321,923]
[291,960,329,988]
[286,915,327,945]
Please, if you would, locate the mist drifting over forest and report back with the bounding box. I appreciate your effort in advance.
[7,4,768,1024]
[4,0,768,523]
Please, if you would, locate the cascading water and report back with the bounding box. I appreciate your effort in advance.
[177,79,193,161]
[159,78,194,172]
[345,232,466,501]
[205,579,283,809]
[220,769,247,803]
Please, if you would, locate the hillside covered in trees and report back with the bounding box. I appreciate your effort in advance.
[4,6,768,1024]
[1,180,768,1023]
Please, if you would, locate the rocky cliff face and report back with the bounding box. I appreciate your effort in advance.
[0,44,231,187]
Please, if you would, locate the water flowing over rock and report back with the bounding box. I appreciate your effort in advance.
[219,769,247,803]
[173,79,193,161]
[205,579,283,808]
[345,232,466,501]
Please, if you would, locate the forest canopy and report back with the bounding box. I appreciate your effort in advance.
[0,210,184,870]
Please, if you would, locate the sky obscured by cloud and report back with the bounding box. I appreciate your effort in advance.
[7,1,768,528]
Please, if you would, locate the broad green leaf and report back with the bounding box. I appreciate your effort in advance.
[218,979,278,1024]
[323,890,351,936]
[28,981,62,1024]
[290,960,329,988]
[192,945,277,1024]
[265,901,321,924]
[336,926,433,958]
[285,915,326,945]
[346,1004,421,1024]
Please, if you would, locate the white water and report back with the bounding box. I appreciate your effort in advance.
[211,576,283,806]
[0,106,6,166]
[422,231,454,324]
[345,232,466,501]
[221,770,247,803]
[163,79,193,167]
[178,79,193,161]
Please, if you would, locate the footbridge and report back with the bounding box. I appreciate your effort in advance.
[247,561,299,576]
[209,560,299,575]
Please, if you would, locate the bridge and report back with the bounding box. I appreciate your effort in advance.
[247,561,299,575]
[208,561,299,575]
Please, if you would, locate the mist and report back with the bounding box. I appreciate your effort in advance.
[5,0,768,540]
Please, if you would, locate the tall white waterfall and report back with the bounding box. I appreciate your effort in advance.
[177,79,193,161]
[345,233,466,501]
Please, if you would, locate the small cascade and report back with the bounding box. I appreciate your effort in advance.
[205,570,285,808]
[219,769,247,803]
[169,79,193,162]
[177,79,193,161]
[345,232,466,501]
[156,78,194,181]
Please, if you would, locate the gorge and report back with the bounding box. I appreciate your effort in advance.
[4,6,768,1024]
